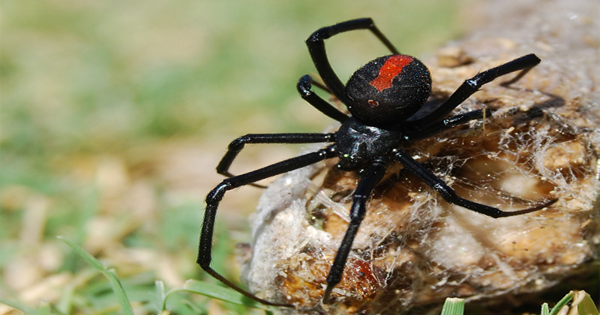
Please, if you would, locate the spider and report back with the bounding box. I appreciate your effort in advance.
[197,18,558,307]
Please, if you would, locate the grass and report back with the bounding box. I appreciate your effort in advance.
[3,0,596,314]
[4,236,597,314]
[5,235,598,315]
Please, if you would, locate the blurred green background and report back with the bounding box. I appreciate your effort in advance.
[0,0,470,313]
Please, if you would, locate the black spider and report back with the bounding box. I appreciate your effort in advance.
[197,18,557,307]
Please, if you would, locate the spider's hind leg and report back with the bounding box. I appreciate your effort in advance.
[404,108,492,141]
[409,54,541,126]
[393,147,557,218]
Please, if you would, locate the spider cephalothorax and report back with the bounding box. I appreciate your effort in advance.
[197,18,557,308]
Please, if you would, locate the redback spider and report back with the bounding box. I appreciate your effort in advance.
[197,18,558,307]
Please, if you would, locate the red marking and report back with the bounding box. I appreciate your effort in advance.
[367,100,379,108]
[369,55,414,92]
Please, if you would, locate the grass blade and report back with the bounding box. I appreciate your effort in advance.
[163,279,270,310]
[57,236,134,315]
[574,291,598,315]
[441,297,465,315]
[0,298,36,315]
[155,280,167,312]
[541,302,550,315]
[549,291,574,315]
[38,301,53,315]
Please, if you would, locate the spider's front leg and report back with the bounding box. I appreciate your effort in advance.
[392,147,557,218]
[297,75,349,123]
[216,133,335,178]
[323,156,389,303]
[305,18,399,104]
[199,146,337,307]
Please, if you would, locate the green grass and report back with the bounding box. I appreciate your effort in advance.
[4,236,596,314]
[4,237,596,315]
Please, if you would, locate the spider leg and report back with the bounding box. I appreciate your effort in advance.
[199,146,337,307]
[393,147,557,218]
[500,64,536,87]
[404,108,492,141]
[306,77,331,94]
[297,75,349,123]
[323,157,389,304]
[306,18,399,104]
[409,54,541,126]
[217,133,336,178]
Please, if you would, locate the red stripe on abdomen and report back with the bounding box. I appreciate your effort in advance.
[369,55,413,92]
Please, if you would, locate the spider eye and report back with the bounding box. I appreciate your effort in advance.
[345,54,432,126]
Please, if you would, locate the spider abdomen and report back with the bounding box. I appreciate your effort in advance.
[345,54,432,127]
